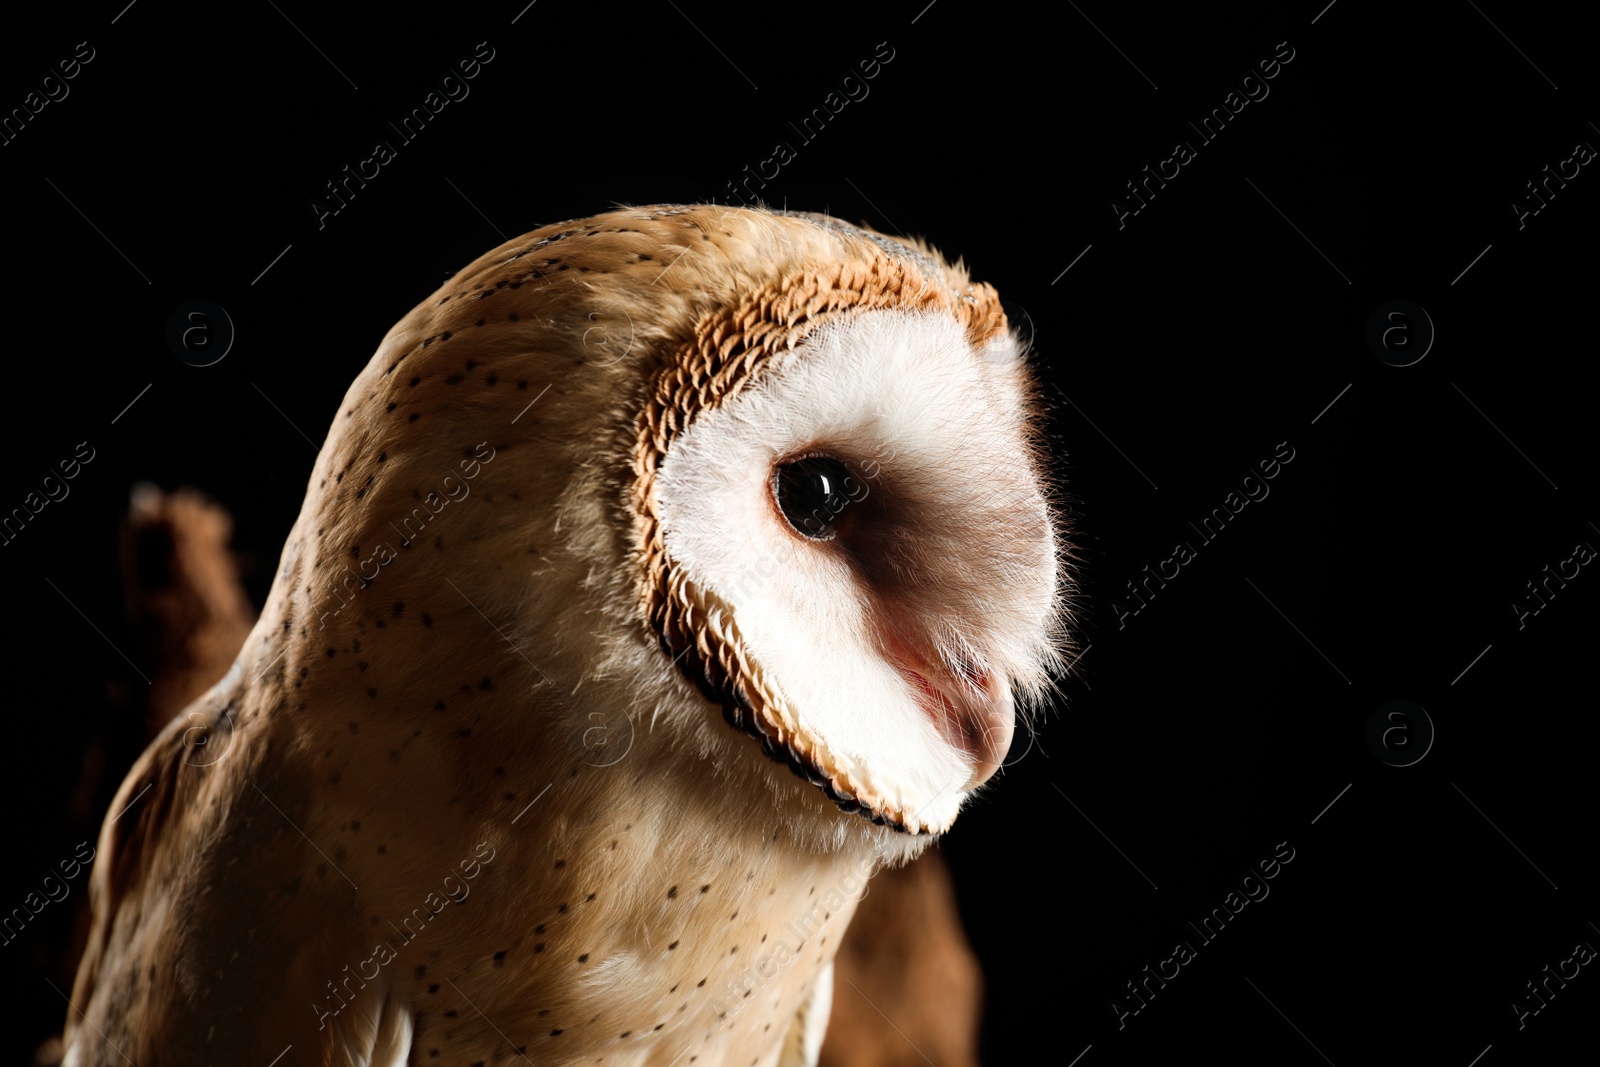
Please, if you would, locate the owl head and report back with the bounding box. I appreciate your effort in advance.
[301,204,1070,848]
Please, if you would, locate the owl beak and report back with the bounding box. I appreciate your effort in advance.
[884,637,1015,789]
[951,671,1014,790]
[963,677,1014,789]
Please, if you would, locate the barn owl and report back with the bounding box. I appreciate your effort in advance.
[64,204,1070,1067]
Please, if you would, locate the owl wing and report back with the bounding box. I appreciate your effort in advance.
[63,696,200,1061]
[779,961,834,1067]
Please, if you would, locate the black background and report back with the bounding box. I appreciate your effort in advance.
[3,2,1595,1064]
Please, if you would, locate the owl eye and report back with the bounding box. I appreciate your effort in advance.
[773,455,859,540]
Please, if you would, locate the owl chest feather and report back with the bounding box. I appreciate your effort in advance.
[472,830,865,1066]
[289,684,878,1066]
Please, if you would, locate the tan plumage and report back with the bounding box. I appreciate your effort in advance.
[64,204,1070,1066]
